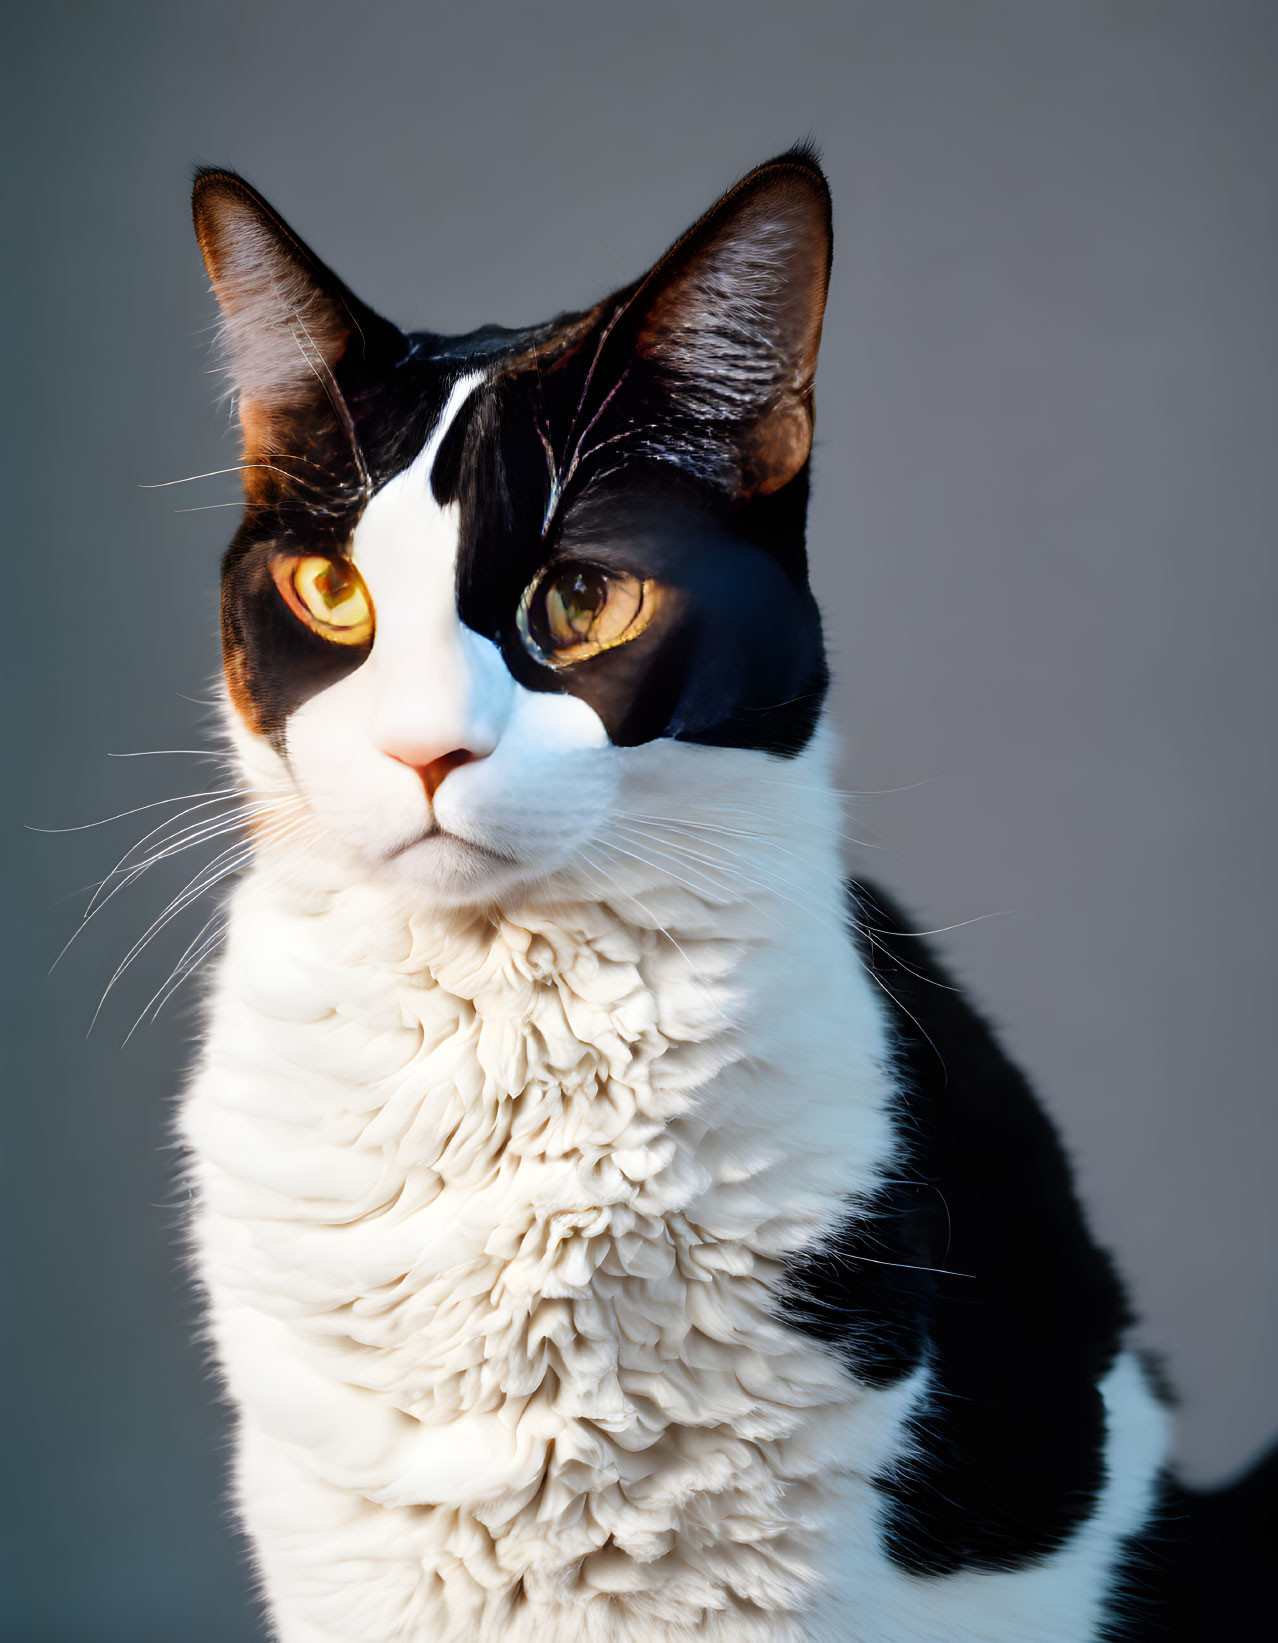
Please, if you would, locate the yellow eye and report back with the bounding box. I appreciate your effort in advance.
[519,563,660,666]
[273,554,374,646]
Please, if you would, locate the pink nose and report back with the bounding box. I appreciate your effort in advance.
[385,747,478,801]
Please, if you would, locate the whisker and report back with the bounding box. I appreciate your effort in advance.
[140,460,331,490]
[867,962,949,1084]
[54,793,302,973]
[616,809,849,879]
[114,802,297,877]
[609,820,848,943]
[290,316,372,500]
[72,798,252,937]
[637,824,883,945]
[126,911,227,1043]
[806,1248,974,1282]
[29,786,241,834]
[90,840,259,1033]
[126,814,314,1040]
[620,796,883,852]
[604,819,950,1085]
[595,831,807,960]
[749,775,934,801]
[174,501,252,513]
[847,922,963,996]
[861,913,1009,940]
[592,829,736,909]
[577,848,705,983]
[593,827,840,962]
[84,791,294,921]
[108,749,224,760]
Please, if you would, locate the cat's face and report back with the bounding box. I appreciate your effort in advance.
[194,153,833,903]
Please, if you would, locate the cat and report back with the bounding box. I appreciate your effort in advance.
[179,148,1271,1643]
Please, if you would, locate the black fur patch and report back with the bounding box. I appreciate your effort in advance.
[1106,1444,1278,1640]
[777,880,1134,1576]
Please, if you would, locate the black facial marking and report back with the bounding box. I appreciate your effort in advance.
[195,148,833,754]
[776,880,1133,1576]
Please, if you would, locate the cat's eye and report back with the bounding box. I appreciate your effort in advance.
[518,563,659,666]
[272,554,374,646]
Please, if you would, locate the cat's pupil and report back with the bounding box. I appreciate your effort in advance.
[319,561,352,608]
[559,568,606,632]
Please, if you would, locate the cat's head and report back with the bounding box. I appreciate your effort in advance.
[193,150,834,904]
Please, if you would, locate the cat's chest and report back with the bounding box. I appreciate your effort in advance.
[193,879,879,1348]
[185,870,905,1626]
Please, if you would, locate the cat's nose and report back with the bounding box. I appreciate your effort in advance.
[383,746,481,801]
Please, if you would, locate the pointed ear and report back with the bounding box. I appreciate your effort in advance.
[633,149,833,497]
[191,169,400,461]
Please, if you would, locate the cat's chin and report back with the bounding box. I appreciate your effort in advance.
[376,826,540,905]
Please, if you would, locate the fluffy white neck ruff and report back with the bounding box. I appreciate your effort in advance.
[184,744,908,1643]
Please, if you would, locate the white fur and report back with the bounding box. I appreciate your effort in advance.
[182,386,1168,1641]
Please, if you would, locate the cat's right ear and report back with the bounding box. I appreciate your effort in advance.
[191,170,401,470]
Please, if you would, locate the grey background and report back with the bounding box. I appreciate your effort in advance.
[4,3,1275,1638]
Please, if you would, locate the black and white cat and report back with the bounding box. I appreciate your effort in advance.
[180,150,1269,1643]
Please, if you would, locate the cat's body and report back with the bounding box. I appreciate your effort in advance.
[183,806,1165,1643]
[178,152,1269,1641]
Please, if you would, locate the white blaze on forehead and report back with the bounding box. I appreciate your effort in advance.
[349,373,513,763]
[352,370,480,593]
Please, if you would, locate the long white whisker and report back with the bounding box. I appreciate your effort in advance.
[56,795,302,974]
[114,803,295,880]
[617,809,842,879]
[591,829,733,908]
[84,791,296,922]
[29,786,242,834]
[126,912,227,1043]
[61,801,253,957]
[173,501,254,513]
[592,831,800,958]
[621,797,882,852]
[609,821,846,942]
[861,913,1009,940]
[90,840,260,1033]
[140,460,330,490]
[127,815,314,1040]
[577,848,704,982]
[113,798,305,890]
[615,817,869,943]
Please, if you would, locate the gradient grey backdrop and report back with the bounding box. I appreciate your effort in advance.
[4,3,1275,1638]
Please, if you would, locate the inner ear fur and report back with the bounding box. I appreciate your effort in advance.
[633,149,833,498]
[191,170,399,470]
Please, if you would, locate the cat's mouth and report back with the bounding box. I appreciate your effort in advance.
[384,822,518,868]
[377,821,532,901]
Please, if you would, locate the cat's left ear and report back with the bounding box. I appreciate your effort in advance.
[631,147,833,498]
